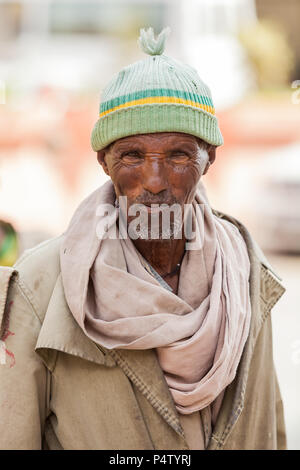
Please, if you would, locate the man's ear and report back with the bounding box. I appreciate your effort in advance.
[203,145,216,175]
[97,149,110,176]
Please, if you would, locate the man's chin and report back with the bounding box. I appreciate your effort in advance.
[128,226,184,242]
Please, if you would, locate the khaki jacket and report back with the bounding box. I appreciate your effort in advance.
[0,210,286,450]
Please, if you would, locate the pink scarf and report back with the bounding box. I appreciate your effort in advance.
[60,180,251,416]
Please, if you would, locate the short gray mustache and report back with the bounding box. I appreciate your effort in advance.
[133,191,179,206]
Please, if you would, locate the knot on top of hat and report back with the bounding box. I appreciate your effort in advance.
[138,26,171,56]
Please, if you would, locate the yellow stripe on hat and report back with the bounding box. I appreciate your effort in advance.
[99,96,215,118]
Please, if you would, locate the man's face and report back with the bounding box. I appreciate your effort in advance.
[97,132,215,240]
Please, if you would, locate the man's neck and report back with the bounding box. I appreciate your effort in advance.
[132,237,186,278]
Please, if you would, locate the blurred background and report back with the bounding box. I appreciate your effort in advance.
[0,0,299,449]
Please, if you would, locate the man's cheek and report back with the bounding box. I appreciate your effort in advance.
[174,168,199,190]
[189,161,203,179]
[111,165,138,187]
[173,175,200,204]
[118,176,143,199]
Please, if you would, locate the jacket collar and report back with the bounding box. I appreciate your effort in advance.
[35,210,285,446]
[35,274,115,369]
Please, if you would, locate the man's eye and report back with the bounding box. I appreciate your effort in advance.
[169,151,189,163]
[121,151,142,163]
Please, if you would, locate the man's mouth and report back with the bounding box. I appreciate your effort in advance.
[145,205,162,214]
[142,203,173,214]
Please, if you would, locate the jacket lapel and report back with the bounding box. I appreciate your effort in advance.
[107,347,185,440]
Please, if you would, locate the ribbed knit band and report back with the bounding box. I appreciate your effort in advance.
[91,103,223,151]
[91,30,224,151]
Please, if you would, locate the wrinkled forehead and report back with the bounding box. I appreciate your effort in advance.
[108,132,204,152]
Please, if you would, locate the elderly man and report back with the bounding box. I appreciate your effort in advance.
[0,28,286,450]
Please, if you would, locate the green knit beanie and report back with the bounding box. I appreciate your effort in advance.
[91,27,223,151]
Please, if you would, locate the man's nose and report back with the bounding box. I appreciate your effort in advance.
[142,155,168,195]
